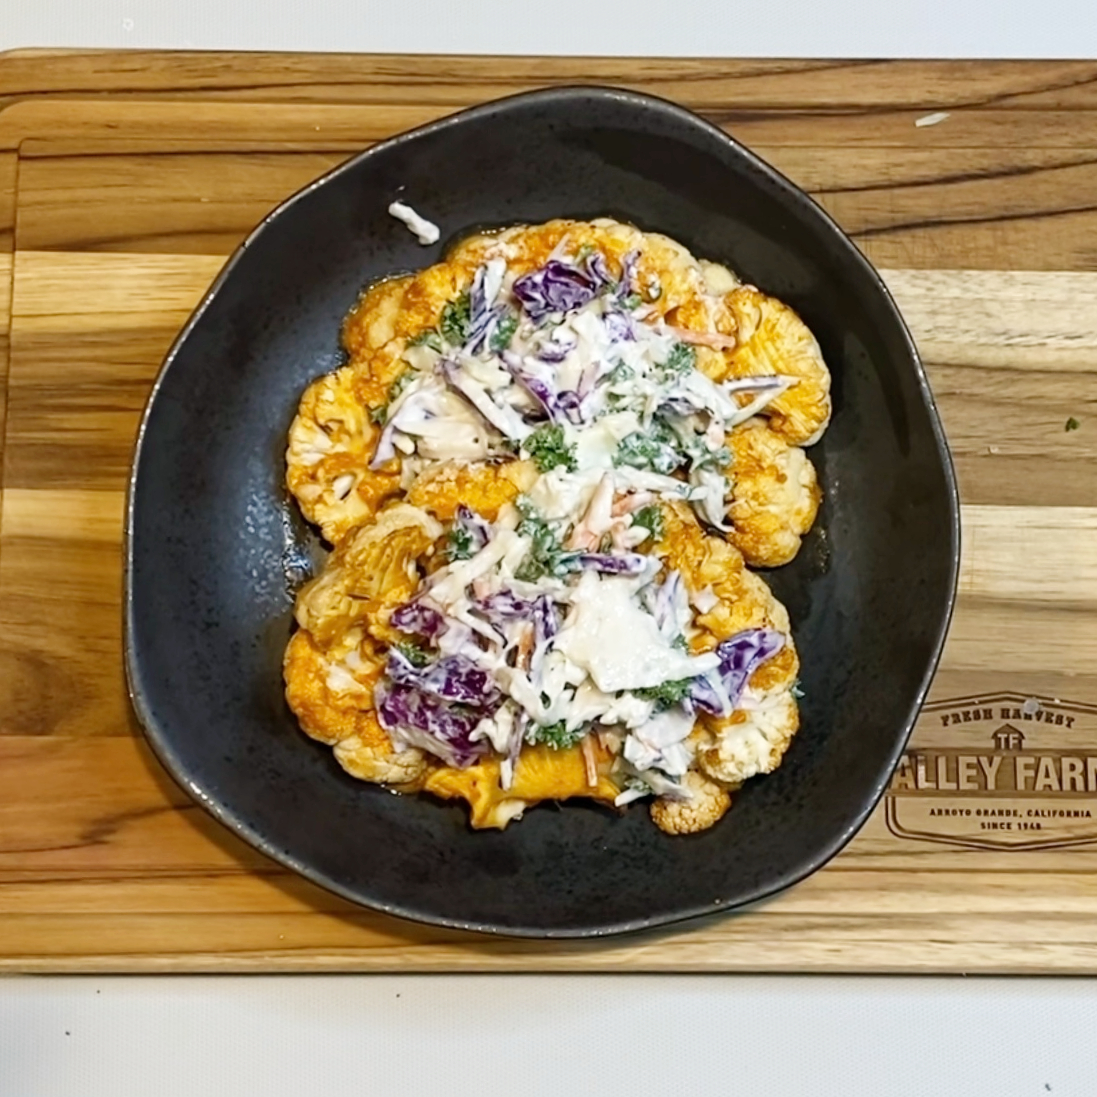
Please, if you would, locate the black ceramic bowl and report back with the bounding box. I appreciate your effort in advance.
[125,87,958,937]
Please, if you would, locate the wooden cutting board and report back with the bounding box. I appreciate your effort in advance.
[2,52,1096,972]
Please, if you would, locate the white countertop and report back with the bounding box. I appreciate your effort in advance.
[4,5,1097,1094]
[3,0,1096,57]
[4,974,1097,1095]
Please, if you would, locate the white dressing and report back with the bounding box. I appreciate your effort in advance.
[387,200,440,245]
[554,572,719,693]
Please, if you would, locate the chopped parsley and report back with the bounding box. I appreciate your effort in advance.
[662,342,696,376]
[1066,417,1081,432]
[439,291,471,346]
[691,443,732,470]
[621,292,643,310]
[615,422,682,475]
[369,371,414,425]
[661,413,731,470]
[671,634,689,653]
[605,362,635,385]
[515,497,577,582]
[574,243,596,262]
[524,423,578,473]
[633,677,693,711]
[631,504,665,543]
[408,328,444,353]
[445,525,476,562]
[394,641,431,668]
[531,720,586,750]
[490,312,519,353]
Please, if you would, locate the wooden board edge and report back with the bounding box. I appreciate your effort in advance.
[4,950,1095,975]
[0,142,16,521]
[3,53,1097,112]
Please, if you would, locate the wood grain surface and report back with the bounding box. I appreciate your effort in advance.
[1,52,1096,972]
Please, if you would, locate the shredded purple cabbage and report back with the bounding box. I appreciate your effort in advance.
[556,390,584,424]
[502,352,568,423]
[477,590,535,622]
[390,600,445,639]
[577,362,600,398]
[467,263,493,322]
[454,504,490,555]
[531,594,558,646]
[586,250,613,287]
[513,260,599,322]
[370,417,399,468]
[602,310,636,343]
[513,373,563,421]
[616,249,639,302]
[576,552,649,576]
[644,571,685,633]
[723,375,792,394]
[511,249,636,323]
[465,304,506,355]
[658,395,699,417]
[464,264,500,352]
[387,649,500,707]
[475,591,557,649]
[376,681,486,768]
[501,709,528,790]
[687,675,726,715]
[690,629,785,715]
[439,357,529,440]
[528,595,558,678]
[535,335,577,363]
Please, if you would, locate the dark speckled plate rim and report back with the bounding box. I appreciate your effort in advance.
[123,84,961,940]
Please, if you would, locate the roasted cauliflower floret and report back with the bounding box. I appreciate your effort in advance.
[284,630,429,786]
[722,286,832,446]
[650,771,732,835]
[342,275,412,362]
[696,690,800,788]
[699,259,741,296]
[406,458,538,521]
[285,365,402,545]
[629,227,710,317]
[656,501,790,647]
[392,260,474,341]
[447,219,575,278]
[334,726,428,788]
[284,629,379,745]
[747,640,799,694]
[726,420,822,568]
[294,503,442,647]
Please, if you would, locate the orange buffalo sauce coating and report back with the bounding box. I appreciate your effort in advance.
[423,741,619,829]
[405,459,538,522]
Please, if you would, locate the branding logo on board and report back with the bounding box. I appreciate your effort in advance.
[884,693,1097,850]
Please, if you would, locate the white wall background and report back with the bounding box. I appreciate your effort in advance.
[3,0,1097,58]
